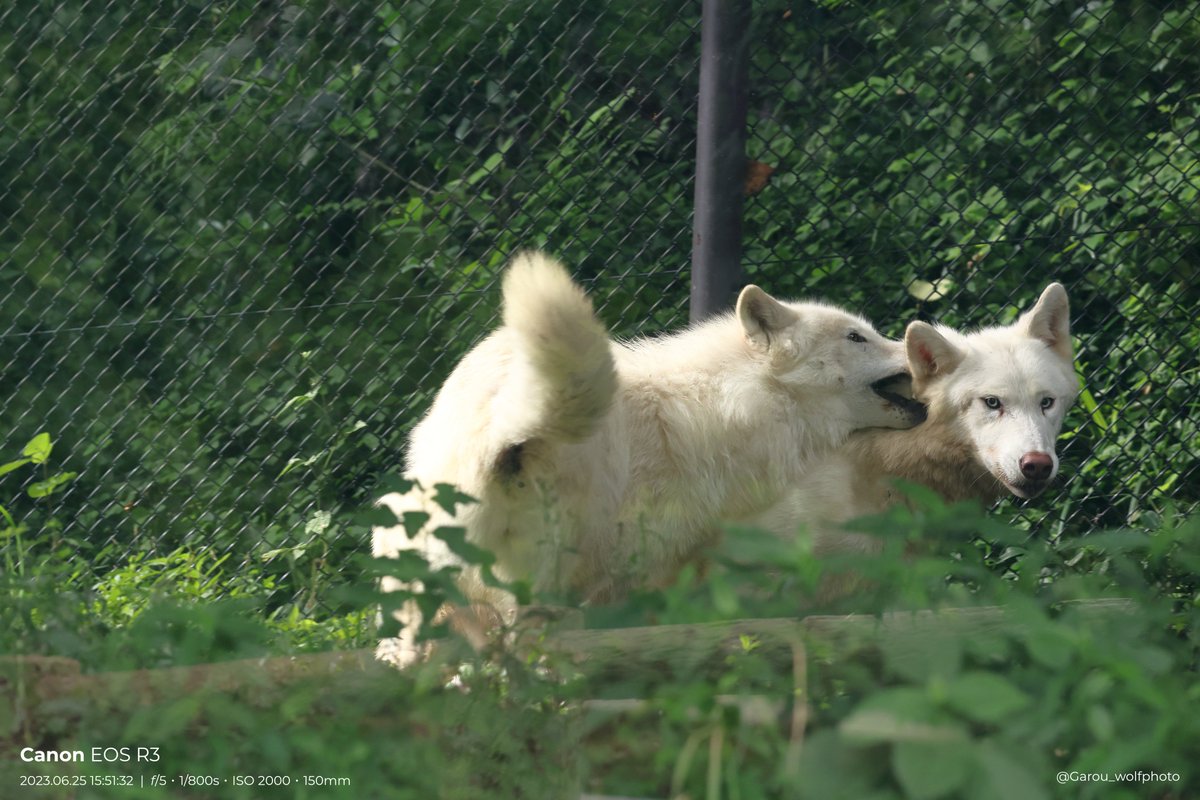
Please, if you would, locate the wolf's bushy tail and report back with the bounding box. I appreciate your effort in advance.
[502,252,616,442]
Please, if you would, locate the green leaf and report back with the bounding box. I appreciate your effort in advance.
[890,479,949,512]
[840,709,965,744]
[431,525,494,567]
[1086,705,1115,741]
[1022,627,1073,670]
[1059,529,1150,555]
[944,672,1031,724]
[975,742,1049,800]
[402,512,430,538]
[961,627,1010,662]
[304,510,332,535]
[261,546,303,563]
[352,506,399,528]
[1007,598,1075,669]
[840,689,964,744]
[893,740,974,800]
[880,622,963,683]
[279,453,323,477]
[23,433,52,464]
[276,381,322,416]
[376,473,415,496]
[906,277,955,302]
[369,552,435,583]
[708,574,738,617]
[1076,384,1108,432]
[506,578,532,606]
[0,458,31,478]
[27,471,77,498]
[432,483,476,516]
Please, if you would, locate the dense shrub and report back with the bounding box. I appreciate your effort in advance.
[4,492,1198,797]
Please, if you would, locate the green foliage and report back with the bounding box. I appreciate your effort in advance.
[606,499,1200,799]
[5,490,1199,797]
[1,432,78,583]
[1,0,700,629]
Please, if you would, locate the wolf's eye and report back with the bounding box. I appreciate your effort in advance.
[1041,397,1055,410]
[847,331,867,343]
[982,396,1002,410]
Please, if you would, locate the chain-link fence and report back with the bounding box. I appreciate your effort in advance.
[0,0,701,614]
[1,0,1196,616]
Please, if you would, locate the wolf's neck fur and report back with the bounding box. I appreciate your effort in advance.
[618,317,842,518]
[846,412,1005,506]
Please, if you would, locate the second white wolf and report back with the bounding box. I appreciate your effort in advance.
[752,283,1079,564]
[373,252,924,661]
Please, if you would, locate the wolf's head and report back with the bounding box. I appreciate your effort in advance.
[905,284,1079,499]
[736,285,927,431]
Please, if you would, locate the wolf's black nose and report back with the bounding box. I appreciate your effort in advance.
[1019,452,1053,481]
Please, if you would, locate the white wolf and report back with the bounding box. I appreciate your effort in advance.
[752,283,1078,566]
[373,252,925,662]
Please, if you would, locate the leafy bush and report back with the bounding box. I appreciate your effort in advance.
[5,487,1198,798]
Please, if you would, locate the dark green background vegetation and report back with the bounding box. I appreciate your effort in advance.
[1,0,1197,797]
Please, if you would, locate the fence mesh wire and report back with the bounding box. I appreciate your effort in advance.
[1,0,1196,615]
[0,0,701,612]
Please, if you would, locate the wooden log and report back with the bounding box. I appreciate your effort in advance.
[15,650,383,707]
[9,599,1132,704]
[539,598,1134,678]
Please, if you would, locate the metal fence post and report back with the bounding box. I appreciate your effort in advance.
[690,0,751,322]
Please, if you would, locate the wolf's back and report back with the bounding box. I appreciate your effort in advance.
[501,252,617,442]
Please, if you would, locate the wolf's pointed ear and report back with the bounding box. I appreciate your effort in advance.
[1019,283,1072,360]
[736,285,798,349]
[905,321,963,381]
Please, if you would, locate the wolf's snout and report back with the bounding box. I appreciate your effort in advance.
[1019,451,1054,482]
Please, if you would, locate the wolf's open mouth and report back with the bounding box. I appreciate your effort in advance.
[871,373,927,422]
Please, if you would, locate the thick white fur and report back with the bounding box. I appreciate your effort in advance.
[752,283,1079,566]
[373,252,923,663]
